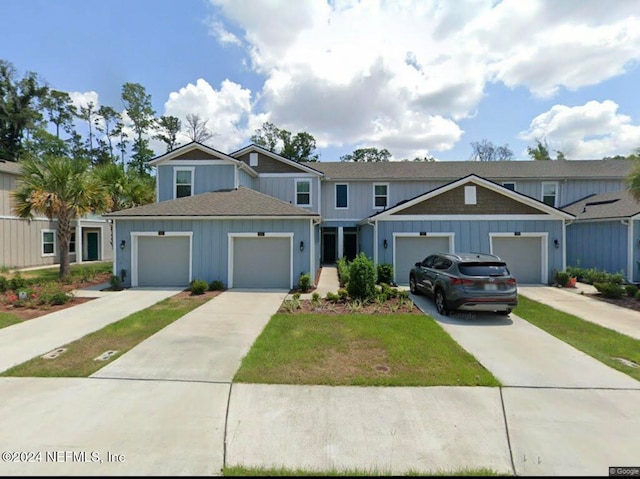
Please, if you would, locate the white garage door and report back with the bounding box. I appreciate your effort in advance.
[492,236,543,284]
[137,236,190,287]
[394,236,451,285]
[232,236,291,289]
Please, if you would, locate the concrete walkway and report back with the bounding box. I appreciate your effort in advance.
[297,266,340,300]
[92,290,287,382]
[0,288,181,373]
[411,293,640,389]
[519,285,640,340]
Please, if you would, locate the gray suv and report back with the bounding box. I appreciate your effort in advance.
[409,252,517,316]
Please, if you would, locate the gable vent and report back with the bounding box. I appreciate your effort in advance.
[249,153,258,166]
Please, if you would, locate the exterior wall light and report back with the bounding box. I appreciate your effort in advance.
[383,239,388,249]
[120,240,126,250]
[553,239,559,249]
[300,241,304,252]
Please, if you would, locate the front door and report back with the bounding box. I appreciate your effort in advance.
[322,229,337,264]
[86,232,99,261]
[344,230,357,261]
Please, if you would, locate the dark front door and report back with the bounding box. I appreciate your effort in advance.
[344,231,357,261]
[86,232,99,261]
[322,230,336,264]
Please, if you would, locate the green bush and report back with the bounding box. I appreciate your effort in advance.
[376,264,393,285]
[625,284,638,298]
[567,266,626,285]
[337,288,349,301]
[298,273,311,293]
[554,271,570,287]
[189,279,209,295]
[397,290,410,300]
[0,275,7,293]
[9,272,27,291]
[593,282,624,299]
[635,290,640,301]
[208,280,224,291]
[50,291,71,305]
[347,252,377,301]
[336,257,350,287]
[109,275,124,291]
[378,283,398,301]
[325,291,339,302]
[311,292,321,305]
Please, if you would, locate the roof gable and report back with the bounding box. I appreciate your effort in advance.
[563,190,640,220]
[231,144,323,176]
[371,175,574,220]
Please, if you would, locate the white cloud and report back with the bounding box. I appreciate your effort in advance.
[207,0,640,157]
[209,20,241,46]
[519,100,640,159]
[68,91,99,110]
[163,78,252,151]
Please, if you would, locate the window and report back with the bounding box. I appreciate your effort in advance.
[502,182,516,191]
[373,183,388,209]
[69,231,76,253]
[335,183,348,209]
[542,182,558,207]
[295,179,311,206]
[42,230,55,256]
[249,152,258,166]
[174,168,194,199]
[464,186,477,205]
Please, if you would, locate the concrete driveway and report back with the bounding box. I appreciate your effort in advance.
[92,290,288,382]
[410,293,640,389]
[0,288,182,374]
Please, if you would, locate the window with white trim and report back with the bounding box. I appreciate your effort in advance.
[295,179,311,206]
[174,168,194,199]
[502,182,516,191]
[335,183,348,209]
[42,230,55,256]
[373,183,388,209]
[69,231,76,253]
[542,182,558,207]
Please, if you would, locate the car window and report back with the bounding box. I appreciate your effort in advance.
[422,255,437,268]
[434,257,451,270]
[459,262,510,276]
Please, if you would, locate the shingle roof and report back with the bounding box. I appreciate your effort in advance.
[106,187,320,217]
[0,160,21,175]
[562,190,640,220]
[301,159,635,180]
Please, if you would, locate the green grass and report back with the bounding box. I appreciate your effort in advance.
[224,466,502,476]
[233,313,499,387]
[14,261,112,283]
[1,294,210,377]
[0,311,22,330]
[514,296,640,381]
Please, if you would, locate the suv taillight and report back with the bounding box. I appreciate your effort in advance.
[450,278,474,286]
[507,278,517,285]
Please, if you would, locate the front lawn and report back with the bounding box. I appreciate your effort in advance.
[224,465,502,476]
[1,291,217,377]
[514,296,640,382]
[11,261,112,283]
[0,311,21,330]
[234,313,499,387]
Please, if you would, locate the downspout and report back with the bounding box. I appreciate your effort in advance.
[624,219,633,283]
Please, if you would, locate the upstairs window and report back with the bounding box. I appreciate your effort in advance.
[174,168,194,199]
[42,230,55,257]
[502,182,516,191]
[296,179,311,206]
[373,183,388,209]
[542,182,558,207]
[335,184,348,209]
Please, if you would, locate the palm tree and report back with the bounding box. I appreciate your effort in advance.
[11,156,111,279]
[626,147,640,201]
[94,163,155,212]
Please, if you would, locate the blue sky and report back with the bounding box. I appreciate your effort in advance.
[2,0,640,162]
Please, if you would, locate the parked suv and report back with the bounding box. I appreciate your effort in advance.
[409,252,517,316]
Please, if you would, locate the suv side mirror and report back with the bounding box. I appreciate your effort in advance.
[415,262,422,267]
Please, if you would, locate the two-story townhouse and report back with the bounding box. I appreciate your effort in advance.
[107,141,635,288]
[0,160,113,269]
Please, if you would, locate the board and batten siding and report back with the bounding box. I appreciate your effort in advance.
[156,164,236,201]
[258,176,321,214]
[238,168,256,189]
[633,220,640,283]
[0,172,18,216]
[358,223,374,259]
[114,218,313,287]
[376,219,564,284]
[566,221,629,278]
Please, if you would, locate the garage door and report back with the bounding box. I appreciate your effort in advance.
[232,237,291,289]
[137,236,190,286]
[492,236,543,284]
[394,236,451,285]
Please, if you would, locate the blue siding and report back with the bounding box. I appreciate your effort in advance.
[359,223,374,259]
[114,218,312,287]
[567,221,628,278]
[157,164,236,201]
[258,176,321,214]
[634,220,640,283]
[238,168,256,189]
[377,219,564,283]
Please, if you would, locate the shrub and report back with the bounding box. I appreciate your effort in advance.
[635,290,640,301]
[593,282,624,299]
[325,291,339,302]
[625,284,638,298]
[209,280,224,291]
[376,264,393,285]
[0,275,7,293]
[189,279,209,295]
[378,283,397,301]
[397,290,410,300]
[9,272,27,291]
[50,291,71,305]
[292,292,301,301]
[554,271,570,287]
[110,275,124,291]
[336,257,350,286]
[337,288,349,301]
[347,252,377,301]
[311,292,321,305]
[566,266,586,281]
[298,273,312,293]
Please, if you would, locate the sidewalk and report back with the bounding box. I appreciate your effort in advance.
[518,285,640,340]
[296,266,340,300]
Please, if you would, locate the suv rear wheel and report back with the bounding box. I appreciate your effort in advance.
[409,275,419,295]
[435,288,449,316]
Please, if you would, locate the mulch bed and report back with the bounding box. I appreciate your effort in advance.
[585,293,640,313]
[279,296,420,315]
[1,297,96,321]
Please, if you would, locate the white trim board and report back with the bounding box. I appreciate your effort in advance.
[108,215,320,221]
[230,144,323,177]
[375,214,564,222]
[489,232,548,284]
[173,167,194,200]
[130,231,193,287]
[392,232,455,284]
[227,232,294,289]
